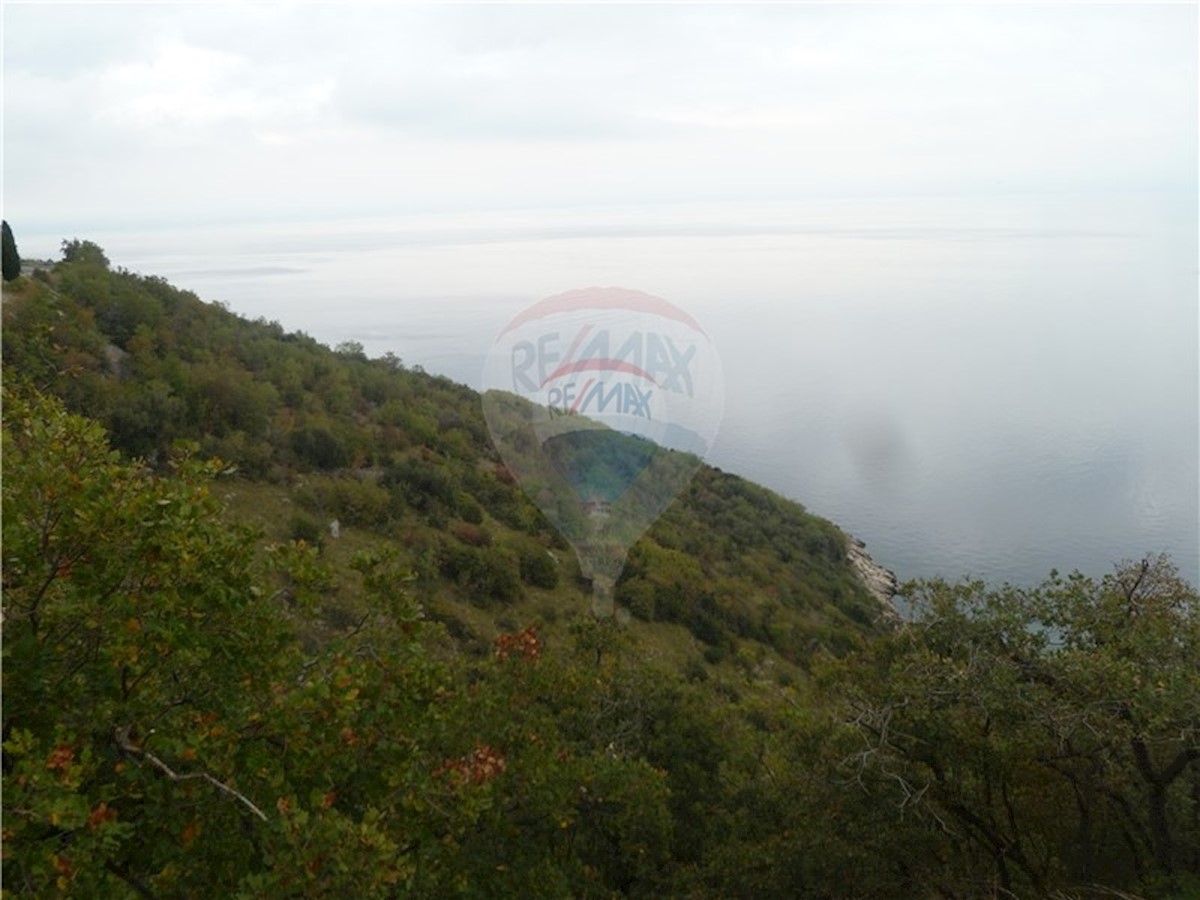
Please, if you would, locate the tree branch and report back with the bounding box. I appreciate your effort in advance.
[1160,746,1199,788]
[113,726,267,822]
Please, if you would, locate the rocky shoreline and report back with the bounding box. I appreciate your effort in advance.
[846,535,901,623]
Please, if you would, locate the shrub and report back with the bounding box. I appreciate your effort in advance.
[518,547,559,589]
[616,577,655,621]
[291,426,348,470]
[689,612,727,648]
[289,512,324,546]
[457,493,484,524]
[295,477,390,528]
[438,542,521,607]
[383,457,456,513]
[703,644,728,665]
[451,521,492,547]
[685,657,709,683]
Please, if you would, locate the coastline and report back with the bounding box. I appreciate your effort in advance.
[846,534,901,624]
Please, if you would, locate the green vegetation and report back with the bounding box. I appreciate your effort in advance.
[3,244,1197,897]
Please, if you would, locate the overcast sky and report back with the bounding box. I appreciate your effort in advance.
[2,3,1196,237]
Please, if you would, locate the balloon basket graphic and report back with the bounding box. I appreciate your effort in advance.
[587,576,619,621]
[481,288,723,620]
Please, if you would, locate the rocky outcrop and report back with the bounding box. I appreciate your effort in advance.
[846,535,901,624]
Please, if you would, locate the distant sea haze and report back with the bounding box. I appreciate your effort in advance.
[37,191,1199,587]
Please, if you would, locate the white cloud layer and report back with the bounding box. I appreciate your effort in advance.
[3,3,1195,230]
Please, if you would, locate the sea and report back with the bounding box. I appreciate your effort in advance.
[23,190,1199,588]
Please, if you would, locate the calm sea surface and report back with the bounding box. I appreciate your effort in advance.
[31,192,1198,587]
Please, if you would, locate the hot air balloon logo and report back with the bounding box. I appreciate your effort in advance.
[482,288,723,618]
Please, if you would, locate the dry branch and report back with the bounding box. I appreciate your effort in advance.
[114,725,268,822]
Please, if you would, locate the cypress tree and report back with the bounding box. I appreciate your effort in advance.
[1,220,20,281]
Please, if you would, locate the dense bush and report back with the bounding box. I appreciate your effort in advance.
[383,456,457,514]
[450,521,492,547]
[294,476,390,528]
[289,511,324,546]
[518,545,560,589]
[438,541,522,606]
[290,426,348,470]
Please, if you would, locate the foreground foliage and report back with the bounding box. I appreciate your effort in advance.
[6,385,1197,897]
[817,560,1200,897]
[3,386,677,896]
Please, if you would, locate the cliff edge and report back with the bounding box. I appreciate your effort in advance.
[846,535,901,624]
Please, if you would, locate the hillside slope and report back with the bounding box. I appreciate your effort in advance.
[1,245,893,674]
